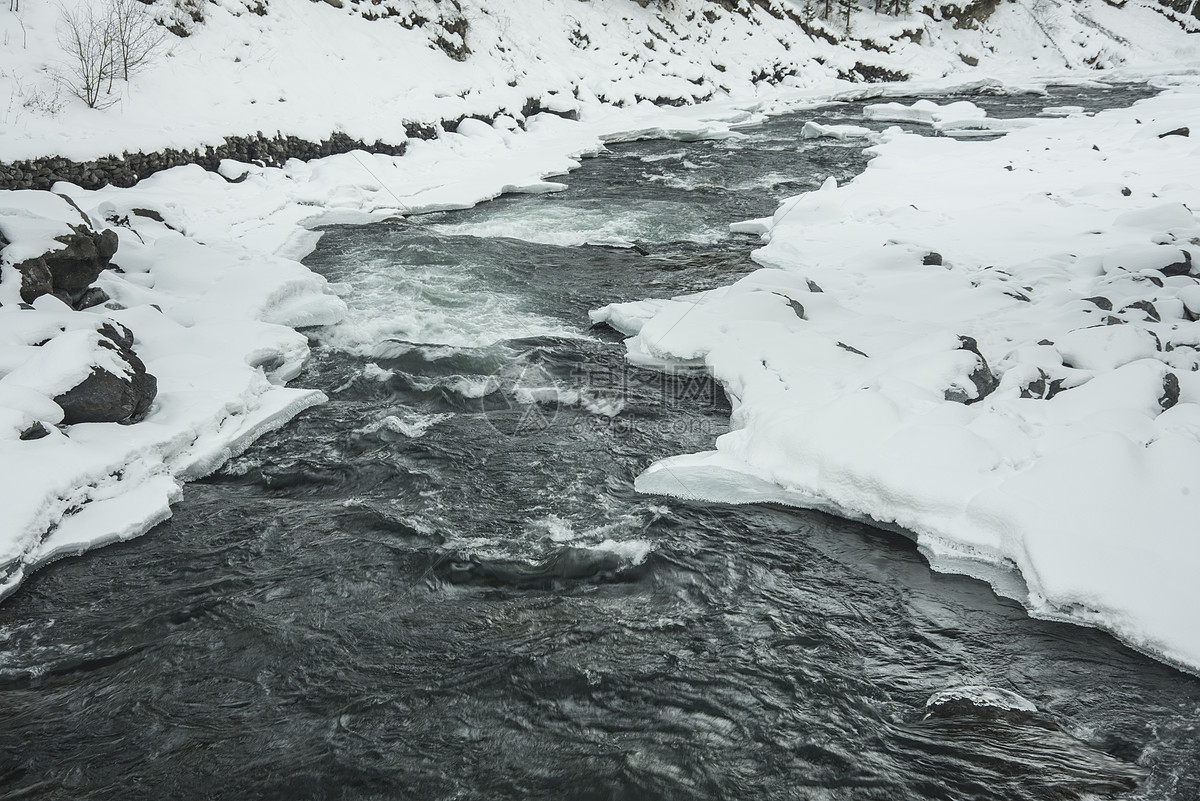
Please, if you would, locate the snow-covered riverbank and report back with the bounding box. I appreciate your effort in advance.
[594,75,1200,674]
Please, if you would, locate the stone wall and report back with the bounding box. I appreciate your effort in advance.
[0,103,591,191]
[0,131,409,192]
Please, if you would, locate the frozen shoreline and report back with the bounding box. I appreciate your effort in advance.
[593,76,1200,675]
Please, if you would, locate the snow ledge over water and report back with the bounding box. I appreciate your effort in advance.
[594,80,1200,676]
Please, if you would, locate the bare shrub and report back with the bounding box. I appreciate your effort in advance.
[57,2,118,108]
[57,0,164,109]
[109,0,164,80]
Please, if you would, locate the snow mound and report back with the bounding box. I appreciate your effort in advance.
[0,178,343,600]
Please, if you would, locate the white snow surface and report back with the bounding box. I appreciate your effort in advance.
[1,0,1196,162]
[0,0,1197,671]
[593,79,1200,675]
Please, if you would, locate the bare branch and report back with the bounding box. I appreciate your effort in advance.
[57,2,119,109]
[109,0,164,80]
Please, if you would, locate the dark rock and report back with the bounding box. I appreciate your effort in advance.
[98,321,135,350]
[1020,368,1050,399]
[55,193,92,226]
[1159,127,1190,139]
[775,293,805,319]
[1121,300,1160,322]
[806,279,823,293]
[1082,295,1113,311]
[127,356,158,421]
[836,342,868,357]
[53,334,156,425]
[18,422,51,441]
[18,258,53,303]
[56,366,141,424]
[922,251,943,266]
[1160,372,1180,410]
[1021,370,1071,400]
[76,287,111,310]
[945,336,998,404]
[1121,186,1132,196]
[15,224,118,301]
[1161,250,1193,278]
[131,208,165,223]
[924,686,1046,728]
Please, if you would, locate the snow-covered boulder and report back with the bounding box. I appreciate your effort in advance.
[0,192,119,308]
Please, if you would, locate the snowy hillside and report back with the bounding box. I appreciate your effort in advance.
[1,0,1196,164]
[0,0,1199,674]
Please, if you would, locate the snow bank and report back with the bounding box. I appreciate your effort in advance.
[0,0,1195,164]
[594,78,1200,674]
[0,186,340,597]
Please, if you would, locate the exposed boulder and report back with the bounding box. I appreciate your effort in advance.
[1160,249,1193,278]
[54,347,156,424]
[50,325,157,425]
[1019,368,1069,400]
[1160,372,1180,410]
[18,259,54,304]
[2,194,110,297]
[945,336,998,404]
[97,321,135,350]
[18,422,51,441]
[924,686,1043,726]
[76,287,112,310]
[10,215,119,309]
[1120,299,1160,322]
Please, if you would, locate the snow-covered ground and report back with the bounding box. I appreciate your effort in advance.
[1,0,1195,162]
[1,0,1199,672]
[594,78,1200,674]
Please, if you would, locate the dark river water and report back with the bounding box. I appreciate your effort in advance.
[3,85,1199,801]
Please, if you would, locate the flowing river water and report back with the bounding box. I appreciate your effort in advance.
[3,85,1199,801]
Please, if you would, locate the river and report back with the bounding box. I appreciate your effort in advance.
[2,84,1198,801]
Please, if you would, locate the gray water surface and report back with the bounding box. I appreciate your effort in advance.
[3,84,1198,801]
